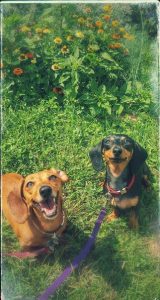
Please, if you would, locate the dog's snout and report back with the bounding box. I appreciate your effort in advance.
[113,146,122,156]
[39,186,52,198]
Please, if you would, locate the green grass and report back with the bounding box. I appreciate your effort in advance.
[2,99,160,300]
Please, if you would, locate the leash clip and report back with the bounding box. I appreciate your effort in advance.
[121,187,127,195]
[47,233,59,251]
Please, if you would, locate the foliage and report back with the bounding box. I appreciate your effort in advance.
[2,3,157,116]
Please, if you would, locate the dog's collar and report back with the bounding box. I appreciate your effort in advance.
[105,175,136,196]
[31,210,66,237]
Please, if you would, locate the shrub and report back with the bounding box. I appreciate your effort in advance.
[2,3,157,116]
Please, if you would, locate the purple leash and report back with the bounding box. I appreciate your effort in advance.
[38,207,106,300]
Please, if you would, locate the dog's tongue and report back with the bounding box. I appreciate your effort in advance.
[40,198,56,216]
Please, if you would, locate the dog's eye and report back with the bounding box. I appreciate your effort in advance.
[123,140,132,150]
[103,140,111,150]
[26,181,34,188]
[49,175,57,181]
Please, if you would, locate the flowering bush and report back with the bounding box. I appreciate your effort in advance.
[3,4,154,115]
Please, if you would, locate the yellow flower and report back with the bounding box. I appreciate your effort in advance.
[119,27,126,33]
[112,20,119,27]
[66,35,74,42]
[31,58,37,64]
[88,44,99,52]
[95,21,103,28]
[35,28,43,33]
[61,45,69,54]
[20,26,30,32]
[124,48,129,55]
[123,33,134,40]
[51,64,61,71]
[54,37,62,44]
[43,28,51,34]
[14,48,20,53]
[78,17,85,24]
[75,31,84,38]
[86,23,94,29]
[103,5,112,13]
[97,29,104,34]
[84,7,92,13]
[19,54,27,61]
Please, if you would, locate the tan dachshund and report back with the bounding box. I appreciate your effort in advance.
[2,169,69,250]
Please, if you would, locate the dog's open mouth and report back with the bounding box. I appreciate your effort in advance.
[110,157,127,163]
[33,196,58,218]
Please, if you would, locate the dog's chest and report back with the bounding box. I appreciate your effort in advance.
[106,167,129,190]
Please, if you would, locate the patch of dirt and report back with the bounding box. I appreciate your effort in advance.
[148,236,160,258]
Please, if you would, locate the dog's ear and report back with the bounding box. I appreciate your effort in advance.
[57,170,69,183]
[89,141,103,171]
[130,142,148,174]
[7,175,29,224]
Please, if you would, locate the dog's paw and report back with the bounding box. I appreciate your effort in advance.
[106,210,119,223]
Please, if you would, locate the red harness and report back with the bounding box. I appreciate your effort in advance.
[105,175,136,197]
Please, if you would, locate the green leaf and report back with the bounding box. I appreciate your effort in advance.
[74,47,79,59]
[101,52,115,62]
[116,105,124,115]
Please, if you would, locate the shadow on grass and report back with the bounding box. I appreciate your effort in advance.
[139,172,159,235]
[36,177,159,298]
[37,219,131,298]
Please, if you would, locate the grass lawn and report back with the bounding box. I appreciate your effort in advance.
[2,99,160,300]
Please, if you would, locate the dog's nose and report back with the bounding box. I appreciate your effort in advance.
[113,146,122,156]
[39,186,52,198]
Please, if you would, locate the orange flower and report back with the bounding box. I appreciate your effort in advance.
[103,15,111,22]
[95,21,103,28]
[0,62,4,68]
[25,53,34,59]
[108,43,122,49]
[97,29,104,34]
[53,87,64,95]
[113,43,122,49]
[112,34,121,40]
[13,68,24,76]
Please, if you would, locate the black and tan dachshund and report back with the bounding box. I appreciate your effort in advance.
[89,134,149,228]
